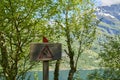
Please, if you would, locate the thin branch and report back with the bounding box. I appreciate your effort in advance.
[55,20,65,29]
[64,49,70,56]
[75,40,82,68]
[75,27,84,68]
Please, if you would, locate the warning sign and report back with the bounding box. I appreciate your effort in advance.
[30,43,61,61]
[38,45,53,59]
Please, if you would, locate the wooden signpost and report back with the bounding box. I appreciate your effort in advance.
[30,37,62,80]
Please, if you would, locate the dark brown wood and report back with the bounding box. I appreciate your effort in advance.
[54,60,61,80]
[43,61,49,80]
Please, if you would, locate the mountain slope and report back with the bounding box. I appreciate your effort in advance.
[96,4,120,34]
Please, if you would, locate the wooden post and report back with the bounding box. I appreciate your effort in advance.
[43,36,49,80]
[43,61,49,80]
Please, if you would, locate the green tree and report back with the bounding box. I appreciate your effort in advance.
[99,35,120,79]
[51,0,98,80]
[0,0,98,80]
[88,35,120,80]
[0,0,54,80]
[100,36,120,69]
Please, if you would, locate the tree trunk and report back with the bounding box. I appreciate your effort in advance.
[68,70,75,80]
[65,4,76,80]
[7,75,16,80]
[54,60,61,80]
[68,56,76,80]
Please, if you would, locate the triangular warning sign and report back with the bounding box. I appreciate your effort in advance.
[38,45,53,59]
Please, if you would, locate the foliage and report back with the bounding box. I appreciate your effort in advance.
[88,68,120,80]
[0,0,99,80]
[0,0,55,80]
[100,36,120,68]
[88,35,120,80]
[87,70,104,80]
[52,0,98,80]
[73,71,82,80]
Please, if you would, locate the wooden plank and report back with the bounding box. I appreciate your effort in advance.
[30,43,62,61]
[43,61,49,80]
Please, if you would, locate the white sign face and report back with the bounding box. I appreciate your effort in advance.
[30,43,62,61]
